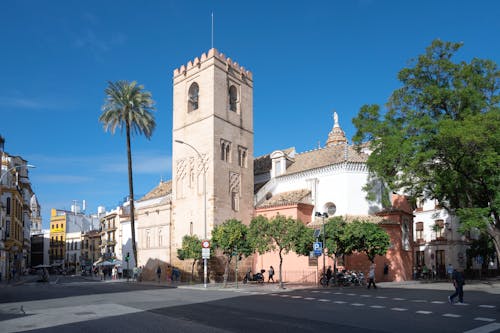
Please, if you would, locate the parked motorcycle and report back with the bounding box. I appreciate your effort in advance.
[243,269,265,284]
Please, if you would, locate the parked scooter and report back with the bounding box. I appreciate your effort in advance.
[243,269,265,284]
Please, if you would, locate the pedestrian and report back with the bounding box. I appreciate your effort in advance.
[112,266,117,280]
[133,267,138,281]
[172,266,180,282]
[156,265,162,282]
[448,268,465,304]
[117,266,123,279]
[326,266,333,286]
[367,263,377,289]
[166,265,173,283]
[268,266,275,283]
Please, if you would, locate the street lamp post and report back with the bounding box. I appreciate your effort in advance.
[315,212,328,276]
[175,140,207,289]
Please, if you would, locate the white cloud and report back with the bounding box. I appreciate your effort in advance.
[0,96,41,109]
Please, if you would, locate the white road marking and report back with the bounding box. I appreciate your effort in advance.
[318,299,330,302]
[333,301,347,304]
[291,296,302,299]
[321,291,331,294]
[411,299,427,303]
[351,303,364,306]
[455,302,468,306]
[333,292,343,295]
[463,322,500,333]
[280,294,291,297]
[370,305,385,309]
[431,301,446,304]
[391,307,407,311]
[478,305,496,309]
[443,313,461,318]
[304,297,316,300]
[360,294,371,297]
[376,296,387,299]
[474,318,496,322]
[311,291,320,293]
[416,311,433,314]
[392,297,405,301]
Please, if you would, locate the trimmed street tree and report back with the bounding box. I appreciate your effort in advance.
[324,216,349,271]
[211,219,253,287]
[249,215,313,289]
[177,235,202,283]
[342,220,390,263]
[99,80,156,266]
[352,39,500,260]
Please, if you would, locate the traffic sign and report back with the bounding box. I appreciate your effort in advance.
[202,248,210,259]
[202,240,210,248]
[313,241,322,256]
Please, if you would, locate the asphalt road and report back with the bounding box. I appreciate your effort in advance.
[0,276,499,333]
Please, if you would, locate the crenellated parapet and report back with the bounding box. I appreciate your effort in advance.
[173,48,253,81]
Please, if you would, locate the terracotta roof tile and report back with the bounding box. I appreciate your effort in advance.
[285,144,368,175]
[138,180,172,201]
[257,189,311,208]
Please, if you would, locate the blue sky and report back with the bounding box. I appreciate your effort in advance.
[1,0,499,228]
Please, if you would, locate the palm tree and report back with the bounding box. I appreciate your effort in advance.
[99,80,156,268]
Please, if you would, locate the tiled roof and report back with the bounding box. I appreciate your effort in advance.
[138,180,172,201]
[307,214,387,227]
[256,189,312,208]
[284,144,368,175]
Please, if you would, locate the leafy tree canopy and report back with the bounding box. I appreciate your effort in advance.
[249,215,312,288]
[212,219,253,257]
[352,39,500,258]
[342,220,390,263]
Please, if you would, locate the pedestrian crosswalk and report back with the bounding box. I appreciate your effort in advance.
[255,289,499,328]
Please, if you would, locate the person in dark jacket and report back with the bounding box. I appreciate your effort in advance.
[448,268,465,304]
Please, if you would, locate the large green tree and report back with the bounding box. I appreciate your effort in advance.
[177,234,202,282]
[249,215,313,289]
[323,216,349,270]
[211,219,253,286]
[353,39,500,260]
[99,80,156,266]
[342,220,390,263]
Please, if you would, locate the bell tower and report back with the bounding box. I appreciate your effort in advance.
[171,48,254,248]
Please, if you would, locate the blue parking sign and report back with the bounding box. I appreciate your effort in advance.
[313,242,322,256]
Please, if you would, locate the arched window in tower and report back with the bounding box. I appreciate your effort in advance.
[188,82,199,111]
[220,139,232,162]
[229,85,238,112]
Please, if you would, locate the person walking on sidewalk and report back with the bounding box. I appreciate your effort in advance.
[367,263,377,289]
[448,268,465,304]
[268,266,275,283]
[156,265,162,283]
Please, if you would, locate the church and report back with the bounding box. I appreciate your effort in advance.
[166,48,414,282]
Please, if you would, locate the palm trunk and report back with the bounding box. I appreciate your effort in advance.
[126,125,137,268]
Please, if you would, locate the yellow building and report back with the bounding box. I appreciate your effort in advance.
[49,208,67,266]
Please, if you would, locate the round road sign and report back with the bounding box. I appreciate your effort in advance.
[202,240,210,248]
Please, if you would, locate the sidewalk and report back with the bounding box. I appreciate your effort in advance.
[3,274,499,294]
